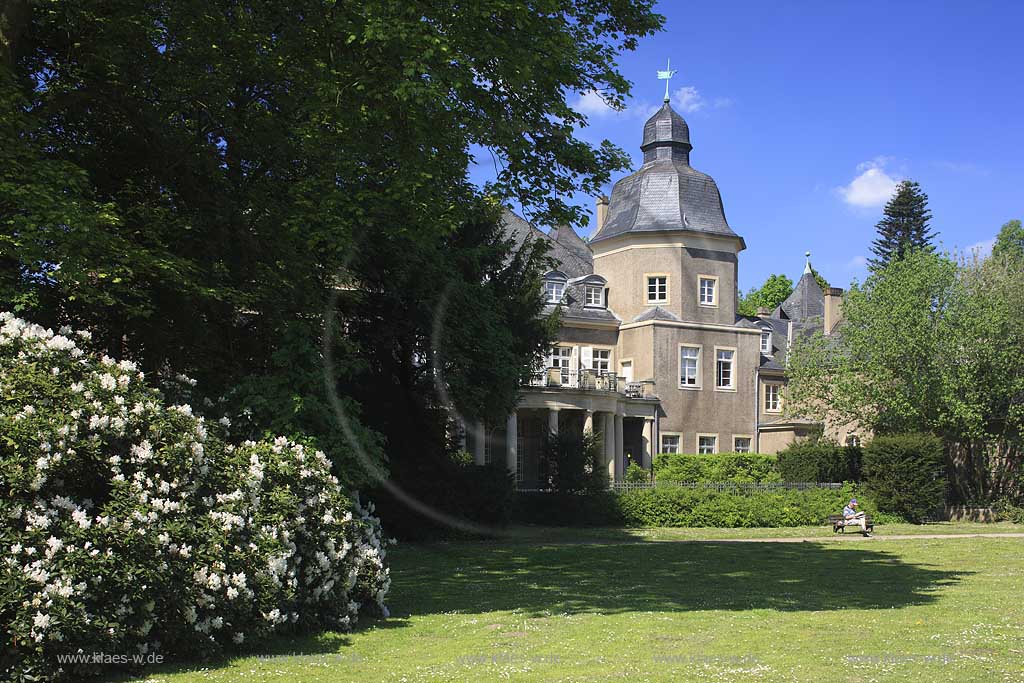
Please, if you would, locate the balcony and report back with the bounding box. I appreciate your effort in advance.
[527,368,656,399]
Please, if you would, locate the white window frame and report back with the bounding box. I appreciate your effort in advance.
[660,433,682,454]
[733,435,753,453]
[645,273,669,304]
[544,280,565,303]
[697,433,718,454]
[678,343,702,390]
[698,274,719,308]
[714,346,736,391]
[584,285,605,308]
[589,347,612,375]
[764,382,782,413]
[760,329,772,354]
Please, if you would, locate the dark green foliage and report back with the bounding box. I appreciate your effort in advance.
[862,433,946,522]
[777,440,862,483]
[511,492,624,527]
[617,485,885,528]
[654,453,781,483]
[369,458,515,540]
[540,429,608,493]
[738,274,793,316]
[624,462,650,483]
[1,1,661,493]
[869,180,936,271]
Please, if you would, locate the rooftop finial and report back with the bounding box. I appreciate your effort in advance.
[804,251,812,274]
[657,58,678,103]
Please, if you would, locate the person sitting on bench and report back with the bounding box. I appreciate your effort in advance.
[842,498,871,536]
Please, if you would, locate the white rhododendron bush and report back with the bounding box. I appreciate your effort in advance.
[0,312,391,682]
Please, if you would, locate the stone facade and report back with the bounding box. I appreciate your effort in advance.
[488,98,846,485]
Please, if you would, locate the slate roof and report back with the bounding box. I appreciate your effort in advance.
[779,270,825,322]
[500,209,619,325]
[591,102,743,247]
[631,306,682,323]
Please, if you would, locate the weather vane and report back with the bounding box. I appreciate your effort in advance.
[657,58,678,103]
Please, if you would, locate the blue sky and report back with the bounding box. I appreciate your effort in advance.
[473,1,1024,293]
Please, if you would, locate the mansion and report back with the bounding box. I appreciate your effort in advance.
[466,97,851,486]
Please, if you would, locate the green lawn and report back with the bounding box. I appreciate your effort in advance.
[130,524,1024,683]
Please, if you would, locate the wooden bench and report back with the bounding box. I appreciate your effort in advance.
[827,514,873,534]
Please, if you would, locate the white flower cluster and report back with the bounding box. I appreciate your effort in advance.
[1,312,391,682]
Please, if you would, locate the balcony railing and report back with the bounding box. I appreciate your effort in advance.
[527,369,656,398]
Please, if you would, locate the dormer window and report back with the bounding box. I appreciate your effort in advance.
[584,285,604,307]
[544,280,565,303]
[760,329,772,354]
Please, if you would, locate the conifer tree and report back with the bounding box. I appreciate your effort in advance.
[868,180,935,271]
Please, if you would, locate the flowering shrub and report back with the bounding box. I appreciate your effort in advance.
[0,312,390,682]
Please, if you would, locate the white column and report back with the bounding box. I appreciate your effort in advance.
[642,418,654,471]
[603,412,615,480]
[506,411,518,477]
[472,421,486,465]
[583,409,594,434]
[614,412,624,482]
[548,408,560,436]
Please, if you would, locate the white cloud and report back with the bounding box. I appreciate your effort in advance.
[966,237,995,257]
[846,255,868,269]
[572,90,617,117]
[837,158,899,208]
[672,86,705,113]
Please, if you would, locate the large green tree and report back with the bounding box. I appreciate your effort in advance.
[868,180,936,271]
[738,273,794,316]
[1,1,663,486]
[787,249,1024,443]
[992,219,1024,263]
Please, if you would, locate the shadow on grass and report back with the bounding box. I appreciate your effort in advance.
[388,541,970,616]
[102,620,410,682]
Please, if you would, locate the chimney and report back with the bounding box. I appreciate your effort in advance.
[824,287,844,335]
[595,194,609,231]
[756,306,772,318]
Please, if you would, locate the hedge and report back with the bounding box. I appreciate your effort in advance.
[777,439,861,482]
[654,452,781,483]
[862,433,945,522]
[617,484,887,528]
[511,492,624,527]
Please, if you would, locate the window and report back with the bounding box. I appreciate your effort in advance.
[584,285,604,307]
[734,437,752,453]
[679,345,700,388]
[764,383,781,412]
[760,330,772,354]
[697,435,717,454]
[549,347,572,381]
[593,349,611,374]
[661,434,680,454]
[544,280,565,303]
[715,349,735,390]
[846,434,861,447]
[646,275,668,303]
[698,276,717,306]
